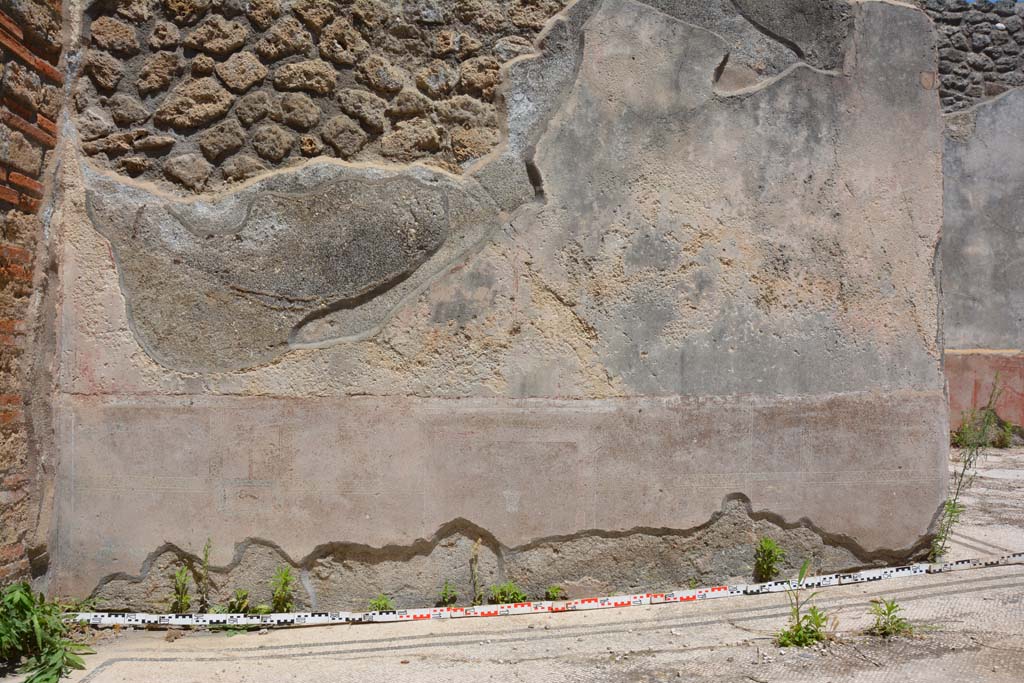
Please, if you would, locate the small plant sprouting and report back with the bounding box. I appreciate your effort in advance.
[866,598,913,638]
[0,582,95,683]
[776,560,832,648]
[489,581,528,605]
[369,594,395,612]
[544,585,564,601]
[932,380,1003,561]
[470,538,484,606]
[688,577,699,590]
[170,565,192,614]
[271,566,296,613]
[437,580,458,607]
[226,589,250,614]
[197,538,212,613]
[754,537,786,582]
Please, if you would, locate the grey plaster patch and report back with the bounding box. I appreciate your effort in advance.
[89,497,888,612]
[85,163,502,372]
[941,88,1024,349]
[731,0,853,70]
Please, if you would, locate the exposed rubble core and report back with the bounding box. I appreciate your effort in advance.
[77,0,571,192]
[919,0,1024,111]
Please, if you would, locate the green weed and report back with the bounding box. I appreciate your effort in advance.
[866,598,913,637]
[270,566,295,613]
[437,580,457,607]
[688,577,699,590]
[489,581,527,604]
[470,539,484,606]
[225,589,250,614]
[776,560,832,648]
[170,565,191,614]
[0,582,94,683]
[754,537,786,582]
[544,585,564,601]
[197,539,212,613]
[369,594,394,612]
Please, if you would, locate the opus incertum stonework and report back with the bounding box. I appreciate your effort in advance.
[6,0,986,610]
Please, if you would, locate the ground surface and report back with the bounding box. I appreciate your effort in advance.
[55,449,1024,682]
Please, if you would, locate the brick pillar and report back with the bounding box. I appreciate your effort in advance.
[0,0,63,583]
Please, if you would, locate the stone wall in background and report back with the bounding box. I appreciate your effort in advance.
[0,0,63,583]
[919,0,1024,111]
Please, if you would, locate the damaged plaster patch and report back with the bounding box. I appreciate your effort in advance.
[89,497,911,612]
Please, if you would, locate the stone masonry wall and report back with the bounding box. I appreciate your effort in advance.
[77,0,570,192]
[0,0,63,583]
[920,0,1024,111]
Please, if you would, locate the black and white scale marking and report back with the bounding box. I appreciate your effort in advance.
[71,551,1024,629]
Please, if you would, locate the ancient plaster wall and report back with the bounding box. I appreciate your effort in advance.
[0,0,64,583]
[46,0,949,608]
[941,86,1024,428]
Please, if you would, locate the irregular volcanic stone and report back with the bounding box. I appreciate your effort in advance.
[84,50,124,91]
[352,0,390,27]
[183,14,249,56]
[493,35,534,61]
[163,152,212,190]
[336,88,387,133]
[451,126,498,162]
[4,61,40,112]
[108,93,151,126]
[459,55,501,97]
[38,84,63,119]
[137,51,184,95]
[298,133,323,156]
[118,155,151,175]
[319,18,368,66]
[149,21,181,50]
[256,17,313,62]
[272,60,337,94]
[405,0,447,24]
[191,54,215,75]
[436,95,496,126]
[133,133,177,151]
[162,0,211,26]
[359,54,406,94]
[235,90,277,126]
[246,0,281,30]
[91,16,140,56]
[251,123,295,161]
[221,153,267,181]
[386,89,433,119]
[416,59,460,99]
[78,107,116,141]
[117,0,156,23]
[321,114,367,157]
[199,117,246,161]
[215,52,268,93]
[293,0,340,31]
[380,118,442,161]
[154,78,235,129]
[508,0,563,30]
[278,93,320,131]
[82,130,143,157]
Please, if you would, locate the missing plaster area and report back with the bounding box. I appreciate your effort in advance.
[915,1,1024,112]
[89,496,911,612]
[76,0,572,193]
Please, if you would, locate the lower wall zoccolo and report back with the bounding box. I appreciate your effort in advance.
[53,390,948,604]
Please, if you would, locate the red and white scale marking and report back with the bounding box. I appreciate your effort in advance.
[72,551,1024,630]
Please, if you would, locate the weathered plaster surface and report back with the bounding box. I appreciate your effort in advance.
[942,89,1024,351]
[49,0,949,604]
